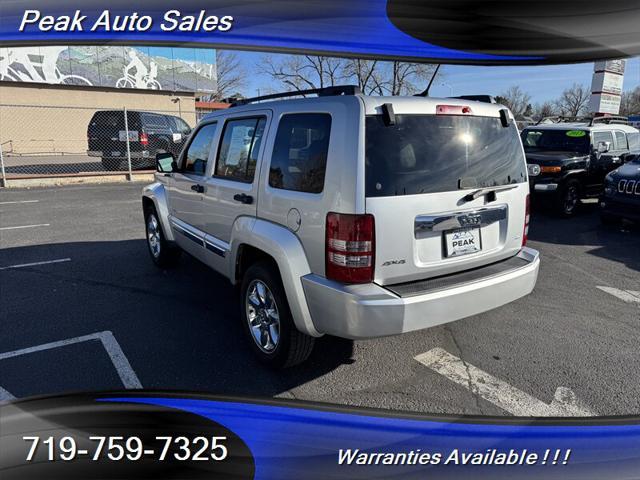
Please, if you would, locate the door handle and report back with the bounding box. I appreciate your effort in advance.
[191,184,205,193]
[233,193,254,204]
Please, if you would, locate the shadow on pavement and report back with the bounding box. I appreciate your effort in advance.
[0,239,354,399]
[528,201,639,272]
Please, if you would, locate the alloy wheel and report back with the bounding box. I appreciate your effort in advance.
[245,280,281,353]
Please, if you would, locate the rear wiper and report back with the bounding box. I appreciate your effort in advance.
[463,185,518,202]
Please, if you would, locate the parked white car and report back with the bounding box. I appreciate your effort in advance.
[142,86,540,367]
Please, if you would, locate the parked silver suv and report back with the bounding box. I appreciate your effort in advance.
[142,86,540,367]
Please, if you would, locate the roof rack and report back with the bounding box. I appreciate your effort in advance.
[590,115,629,126]
[230,85,361,107]
[536,115,630,126]
[535,115,591,125]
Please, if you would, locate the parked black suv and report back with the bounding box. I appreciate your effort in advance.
[601,153,640,225]
[87,110,192,171]
[521,117,640,216]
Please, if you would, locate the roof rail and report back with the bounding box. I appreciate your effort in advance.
[535,115,591,125]
[590,115,629,126]
[535,115,630,126]
[230,85,361,107]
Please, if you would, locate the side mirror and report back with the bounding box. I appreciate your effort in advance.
[596,141,611,154]
[156,152,176,173]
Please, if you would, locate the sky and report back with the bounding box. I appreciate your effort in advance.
[230,51,640,105]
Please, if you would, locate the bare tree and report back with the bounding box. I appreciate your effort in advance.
[554,83,590,117]
[495,86,532,118]
[257,54,347,92]
[620,86,640,116]
[257,54,439,96]
[533,101,558,121]
[342,59,381,94]
[212,50,247,101]
[371,62,439,96]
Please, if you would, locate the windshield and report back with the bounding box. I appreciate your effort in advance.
[521,129,590,154]
[365,114,526,197]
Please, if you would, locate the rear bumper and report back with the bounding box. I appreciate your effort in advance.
[302,247,540,340]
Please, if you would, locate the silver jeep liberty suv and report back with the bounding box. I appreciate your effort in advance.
[142,86,540,368]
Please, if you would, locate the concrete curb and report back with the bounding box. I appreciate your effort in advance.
[1,173,155,188]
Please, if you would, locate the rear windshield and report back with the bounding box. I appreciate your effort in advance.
[521,129,590,154]
[365,114,526,197]
[89,111,139,131]
[91,111,124,127]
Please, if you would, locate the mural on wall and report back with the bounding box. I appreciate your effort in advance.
[0,46,216,93]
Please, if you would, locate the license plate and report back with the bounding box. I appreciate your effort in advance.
[111,151,121,157]
[444,227,482,257]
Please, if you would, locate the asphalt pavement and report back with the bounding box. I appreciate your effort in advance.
[0,183,638,416]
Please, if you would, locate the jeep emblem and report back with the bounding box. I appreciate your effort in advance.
[459,214,481,227]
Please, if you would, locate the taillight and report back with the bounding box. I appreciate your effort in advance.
[140,132,149,146]
[436,104,472,115]
[523,194,530,246]
[326,213,375,284]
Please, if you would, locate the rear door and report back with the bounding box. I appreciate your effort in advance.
[168,116,192,156]
[589,130,617,188]
[140,113,174,157]
[201,112,270,270]
[364,106,529,285]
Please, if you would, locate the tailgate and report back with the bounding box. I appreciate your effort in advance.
[364,109,529,285]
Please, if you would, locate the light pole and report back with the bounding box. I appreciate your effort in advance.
[171,96,182,119]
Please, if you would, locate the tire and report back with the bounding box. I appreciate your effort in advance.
[240,261,315,368]
[101,158,123,171]
[555,179,581,217]
[144,205,181,268]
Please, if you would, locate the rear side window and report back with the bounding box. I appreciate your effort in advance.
[629,132,640,150]
[215,117,266,182]
[269,113,332,194]
[366,114,526,197]
[142,113,169,129]
[91,111,124,127]
[174,117,191,135]
[183,123,217,175]
[615,131,628,149]
[593,131,614,146]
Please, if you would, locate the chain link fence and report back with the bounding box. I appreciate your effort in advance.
[0,104,198,185]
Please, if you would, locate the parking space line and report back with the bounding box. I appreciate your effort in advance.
[0,223,50,231]
[0,331,142,390]
[415,348,594,416]
[0,386,16,403]
[0,200,40,205]
[597,286,640,304]
[0,258,71,271]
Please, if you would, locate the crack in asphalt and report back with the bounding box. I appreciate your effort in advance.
[445,325,485,415]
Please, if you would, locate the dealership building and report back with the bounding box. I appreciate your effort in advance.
[0,45,220,156]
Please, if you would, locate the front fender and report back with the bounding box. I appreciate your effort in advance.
[229,217,321,338]
[142,182,175,242]
[560,169,588,183]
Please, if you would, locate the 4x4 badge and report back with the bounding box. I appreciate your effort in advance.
[459,214,482,227]
[382,259,406,267]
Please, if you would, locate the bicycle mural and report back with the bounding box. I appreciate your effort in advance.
[0,47,92,86]
[0,46,216,93]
